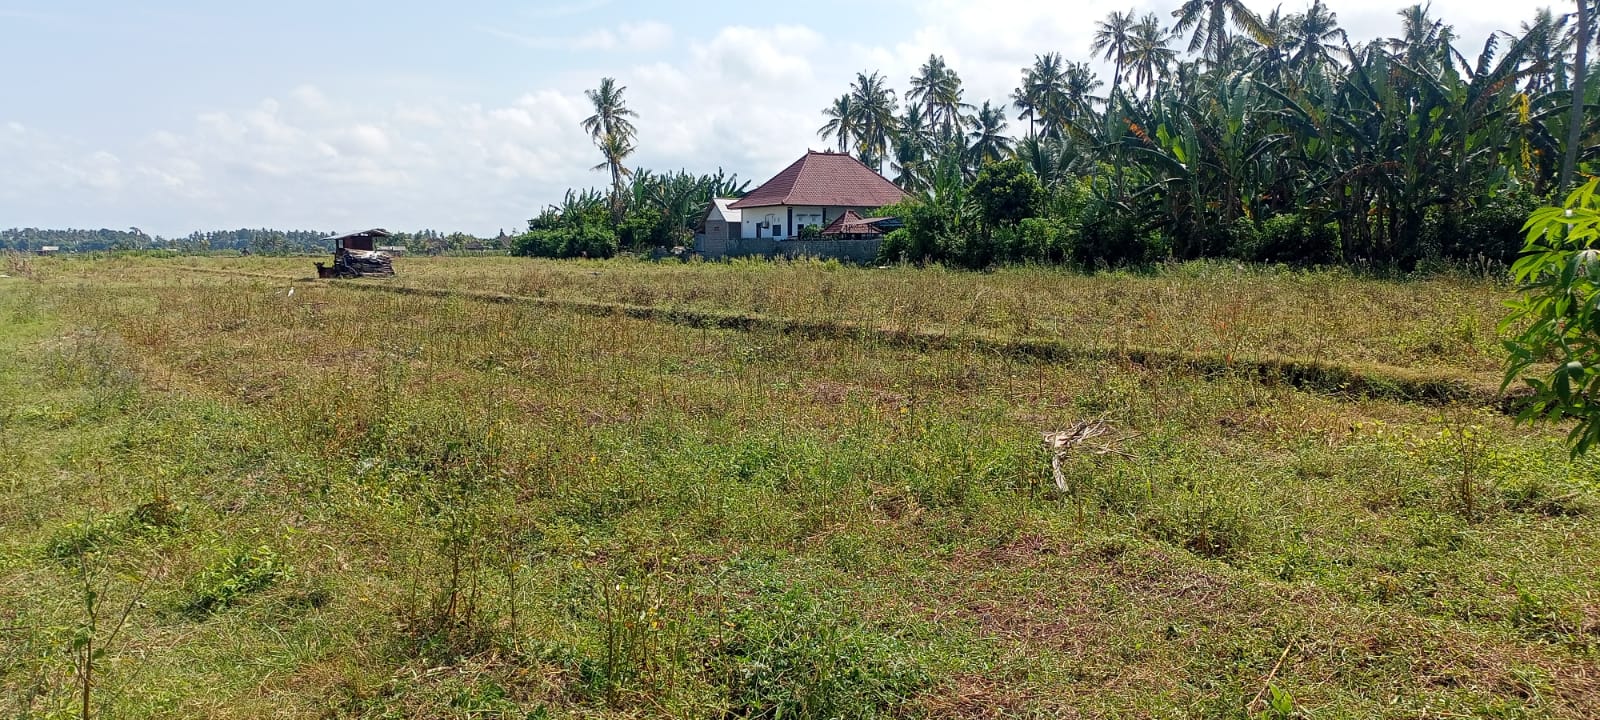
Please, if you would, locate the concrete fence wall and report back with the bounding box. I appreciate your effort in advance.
[693,236,882,264]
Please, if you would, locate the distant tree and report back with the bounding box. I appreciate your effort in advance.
[1127,13,1177,99]
[818,94,859,154]
[848,71,899,171]
[908,55,971,141]
[1285,0,1347,74]
[1092,10,1136,94]
[1385,3,1456,70]
[970,158,1042,228]
[1013,53,1067,139]
[890,105,935,191]
[1519,8,1572,95]
[1172,0,1270,65]
[582,77,639,223]
[967,101,1013,167]
[1562,0,1593,192]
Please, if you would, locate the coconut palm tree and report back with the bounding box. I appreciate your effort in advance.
[891,105,935,192]
[1521,8,1573,94]
[817,94,859,154]
[1386,4,1459,71]
[1059,62,1104,128]
[967,101,1013,167]
[849,70,900,171]
[1251,7,1293,85]
[838,71,902,171]
[909,55,972,142]
[581,77,638,222]
[1127,13,1177,99]
[1171,0,1270,66]
[1563,0,1593,191]
[908,55,949,125]
[590,132,635,221]
[1286,0,1347,74]
[1092,10,1137,95]
[1013,53,1067,139]
[582,77,637,144]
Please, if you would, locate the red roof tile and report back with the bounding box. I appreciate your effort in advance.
[729,151,909,209]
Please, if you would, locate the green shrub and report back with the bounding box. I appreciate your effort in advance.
[1007,217,1075,264]
[1076,199,1162,266]
[514,191,620,259]
[877,229,910,264]
[1223,217,1262,261]
[1427,191,1541,264]
[970,159,1042,228]
[1257,213,1341,265]
[185,545,288,617]
[617,208,678,250]
[514,224,618,259]
[878,200,962,265]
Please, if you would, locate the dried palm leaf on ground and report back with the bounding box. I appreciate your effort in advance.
[1042,420,1134,492]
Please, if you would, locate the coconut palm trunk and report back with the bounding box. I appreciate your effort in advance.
[1563,0,1593,192]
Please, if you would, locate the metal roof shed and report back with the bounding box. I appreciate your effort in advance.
[325,228,392,252]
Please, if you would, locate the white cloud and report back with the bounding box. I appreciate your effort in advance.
[333,125,391,157]
[0,1,1545,236]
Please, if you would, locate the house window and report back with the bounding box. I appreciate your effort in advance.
[773,225,784,237]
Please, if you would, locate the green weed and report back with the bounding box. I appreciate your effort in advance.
[715,588,927,719]
[184,545,289,617]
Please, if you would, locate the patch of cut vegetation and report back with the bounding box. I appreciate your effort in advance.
[2,257,1597,719]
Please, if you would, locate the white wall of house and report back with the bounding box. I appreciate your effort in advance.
[741,205,871,240]
[740,205,783,240]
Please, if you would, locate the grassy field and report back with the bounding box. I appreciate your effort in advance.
[2,254,1597,718]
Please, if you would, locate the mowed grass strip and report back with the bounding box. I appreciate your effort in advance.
[3,261,1595,718]
[166,254,1511,375]
[167,259,1498,407]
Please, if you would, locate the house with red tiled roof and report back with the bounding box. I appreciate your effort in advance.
[725,150,909,241]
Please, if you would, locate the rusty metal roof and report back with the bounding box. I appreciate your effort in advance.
[323,228,393,242]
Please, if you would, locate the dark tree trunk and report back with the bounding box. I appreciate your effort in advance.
[1563,0,1593,192]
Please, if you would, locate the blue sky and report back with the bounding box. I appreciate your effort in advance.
[0,0,1544,237]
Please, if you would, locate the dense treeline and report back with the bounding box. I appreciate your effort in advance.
[826,1,1581,268]
[2,227,505,255]
[175,229,337,254]
[2,227,165,253]
[546,1,1591,269]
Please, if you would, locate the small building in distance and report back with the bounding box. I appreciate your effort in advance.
[697,198,743,257]
[694,150,908,262]
[375,245,408,256]
[729,150,908,241]
[318,229,395,278]
[325,228,392,252]
[35,245,60,256]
